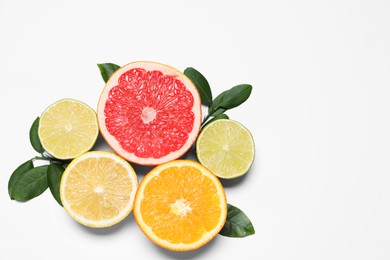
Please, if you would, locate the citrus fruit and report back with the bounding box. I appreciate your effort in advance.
[196,119,255,179]
[133,159,227,251]
[60,151,138,228]
[38,98,99,160]
[97,61,202,165]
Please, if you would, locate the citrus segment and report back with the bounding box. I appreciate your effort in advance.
[60,151,138,228]
[97,61,202,165]
[38,98,99,159]
[133,160,227,251]
[196,119,255,179]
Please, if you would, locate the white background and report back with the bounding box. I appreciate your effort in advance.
[1,0,389,259]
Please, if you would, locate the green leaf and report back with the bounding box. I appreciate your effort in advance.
[97,63,121,83]
[205,113,229,126]
[10,165,49,201]
[48,163,64,206]
[30,117,44,153]
[211,84,252,113]
[219,204,255,237]
[8,160,34,199]
[209,107,227,117]
[184,67,213,105]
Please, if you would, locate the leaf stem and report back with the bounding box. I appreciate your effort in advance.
[202,114,212,125]
[33,156,51,161]
[32,156,69,166]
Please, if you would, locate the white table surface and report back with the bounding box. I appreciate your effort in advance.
[1,0,389,259]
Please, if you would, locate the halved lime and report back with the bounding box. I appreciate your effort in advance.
[38,98,99,159]
[196,119,255,179]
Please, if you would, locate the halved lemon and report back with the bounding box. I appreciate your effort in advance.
[38,98,99,159]
[196,119,255,179]
[133,159,227,251]
[60,151,138,228]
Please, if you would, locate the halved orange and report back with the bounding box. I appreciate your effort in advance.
[133,159,227,251]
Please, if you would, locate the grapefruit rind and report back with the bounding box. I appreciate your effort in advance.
[97,61,202,166]
[133,159,227,251]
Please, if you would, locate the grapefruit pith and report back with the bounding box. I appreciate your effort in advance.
[97,61,202,165]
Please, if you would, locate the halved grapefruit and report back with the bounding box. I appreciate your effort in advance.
[97,61,202,165]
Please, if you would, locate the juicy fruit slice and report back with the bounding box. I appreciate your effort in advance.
[60,151,138,228]
[97,61,202,165]
[133,160,227,251]
[38,98,99,159]
[196,119,255,179]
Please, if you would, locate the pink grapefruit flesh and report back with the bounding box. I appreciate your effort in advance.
[97,61,202,165]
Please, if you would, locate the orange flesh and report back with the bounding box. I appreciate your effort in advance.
[140,166,223,244]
